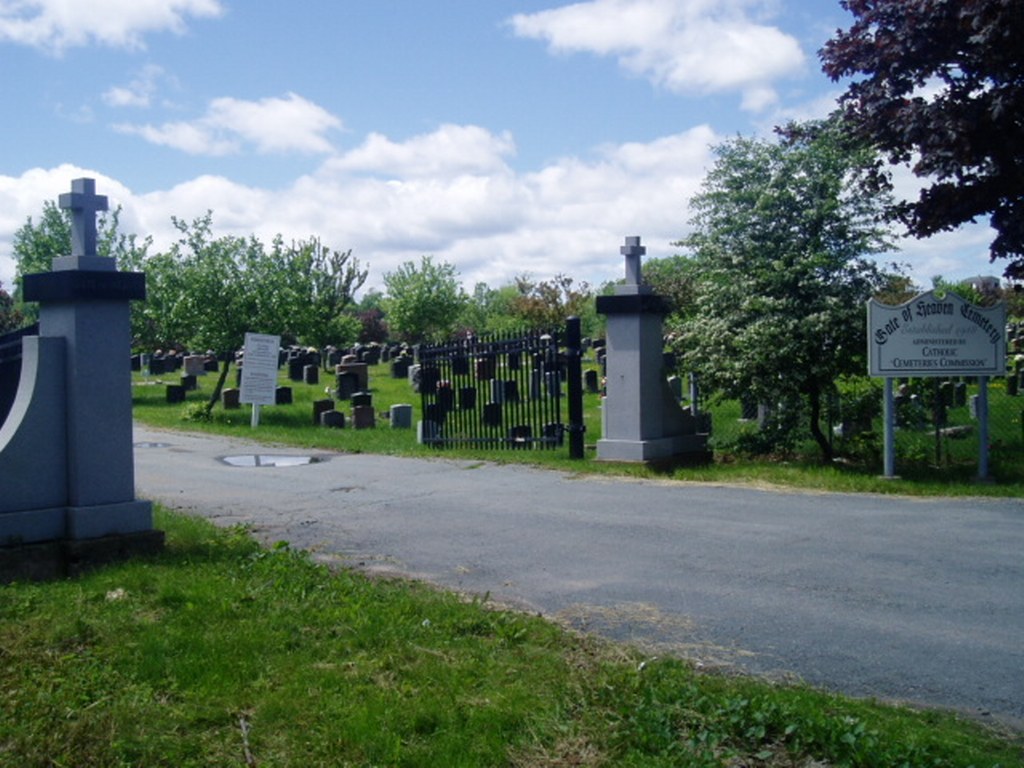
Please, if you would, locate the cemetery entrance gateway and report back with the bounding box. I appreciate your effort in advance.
[417,317,584,458]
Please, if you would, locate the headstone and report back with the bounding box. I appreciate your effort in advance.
[390,403,413,429]
[288,358,305,381]
[1008,375,1019,397]
[508,425,532,447]
[337,361,369,391]
[437,382,454,411]
[222,388,241,409]
[483,402,502,428]
[585,369,600,394]
[180,374,197,391]
[391,357,411,379]
[166,385,186,403]
[130,354,141,372]
[303,364,319,386]
[969,394,980,420]
[335,372,359,400]
[459,386,477,410]
[184,355,206,377]
[490,379,506,404]
[475,356,496,381]
[320,409,345,429]
[275,386,293,405]
[352,404,375,429]
[313,398,335,426]
[953,381,967,408]
[351,391,373,408]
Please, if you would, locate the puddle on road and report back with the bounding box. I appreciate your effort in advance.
[220,454,326,468]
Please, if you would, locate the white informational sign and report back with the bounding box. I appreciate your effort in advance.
[240,332,280,407]
[867,290,1006,378]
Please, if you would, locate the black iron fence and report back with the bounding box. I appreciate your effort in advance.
[418,317,584,457]
[0,323,38,428]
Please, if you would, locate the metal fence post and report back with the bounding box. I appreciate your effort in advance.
[566,316,584,459]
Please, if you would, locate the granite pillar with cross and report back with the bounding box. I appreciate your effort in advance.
[594,236,710,464]
[1,178,161,580]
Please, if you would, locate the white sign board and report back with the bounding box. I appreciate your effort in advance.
[868,290,1006,378]
[240,332,280,406]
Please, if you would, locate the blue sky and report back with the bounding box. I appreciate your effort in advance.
[0,0,1001,295]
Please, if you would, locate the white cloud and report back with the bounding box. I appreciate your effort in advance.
[326,124,517,178]
[103,64,168,108]
[113,93,342,156]
[0,0,224,54]
[508,0,805,111]
[0,124,1001,298]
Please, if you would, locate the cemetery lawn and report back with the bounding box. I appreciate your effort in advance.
[2,508,1021,768]
[131,364,1024,497]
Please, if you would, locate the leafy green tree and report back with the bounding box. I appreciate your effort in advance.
[459,282,521,336]
[0,282,23,333]
[382,256,467,343]
[155,213,284,413]
[821,0,1024,278]
[509,274,596,334]
[676,118,899,461]
[641,255,702,335]
[275,237,367,348]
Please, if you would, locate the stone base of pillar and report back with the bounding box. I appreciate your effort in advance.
[65,499,155,540]
[596,434,711,463]
[1,528,165,584]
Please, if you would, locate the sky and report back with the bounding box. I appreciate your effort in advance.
[0,0,1004,298]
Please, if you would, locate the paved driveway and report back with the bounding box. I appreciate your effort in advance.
[133,425,1024,727]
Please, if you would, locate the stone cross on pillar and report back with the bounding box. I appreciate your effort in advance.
[621,235,645,286]
[59,178,108,259]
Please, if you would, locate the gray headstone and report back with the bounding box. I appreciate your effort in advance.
[390,403,413,429]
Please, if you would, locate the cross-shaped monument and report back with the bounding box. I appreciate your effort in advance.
[59,177,108,259]
[621,235,645,287]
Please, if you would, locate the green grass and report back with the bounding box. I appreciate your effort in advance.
[132,362,1024,497]
[2,508,1020,767]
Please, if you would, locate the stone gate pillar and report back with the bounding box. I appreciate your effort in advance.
[595,236,709,463]
[1,178,161,580]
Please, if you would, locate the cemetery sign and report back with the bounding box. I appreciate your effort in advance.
[867,290,1006,377]
[240,332,281,406]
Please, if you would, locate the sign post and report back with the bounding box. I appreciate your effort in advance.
[867,290,1006,479]
[240,332,280,428]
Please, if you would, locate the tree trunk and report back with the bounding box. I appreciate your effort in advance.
[807,384,833,463]
[205,356,232,415]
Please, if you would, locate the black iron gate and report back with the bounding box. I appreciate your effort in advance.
[0,323,38,428]
[418,317,584,457]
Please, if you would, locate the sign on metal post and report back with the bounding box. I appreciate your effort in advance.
[867,291,1006,479]
[240,332,280,428]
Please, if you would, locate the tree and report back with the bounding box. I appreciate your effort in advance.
[275,237,367,348]
[641,254,702,328]
[0,282,23,333]
[509,274,596,333]
[821,0,1024,278]
[382,256,467,343]
[676,118,899,461]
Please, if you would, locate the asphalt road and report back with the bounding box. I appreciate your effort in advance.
[132,425,1024,728]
